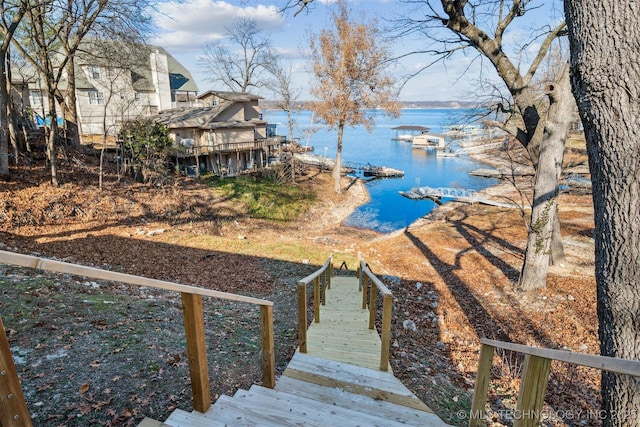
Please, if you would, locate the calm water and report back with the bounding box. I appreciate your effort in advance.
[263,109,497,233]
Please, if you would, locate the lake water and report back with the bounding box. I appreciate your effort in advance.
[263,109,497,233]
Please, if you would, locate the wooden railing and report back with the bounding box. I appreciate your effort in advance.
[470,338,640,427]
[0,250,275,422]
[357,255,393,372]
[296,254,333,354]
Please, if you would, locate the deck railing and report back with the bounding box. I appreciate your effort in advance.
[470,338,640,427]
[296,254,333,354]
[0,250,275,422]
[357,255,393,372]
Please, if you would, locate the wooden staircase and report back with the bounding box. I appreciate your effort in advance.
[140,273,451,426]
[141,353,447,426]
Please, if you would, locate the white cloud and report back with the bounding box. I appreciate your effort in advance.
[152,0,284,51]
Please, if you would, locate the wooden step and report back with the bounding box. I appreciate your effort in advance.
[283,352,430,412]
[235,384,431,427]
[275,376,447,426]
[163,407,227,427]
[138,417,171,427]
[203,394,327,426]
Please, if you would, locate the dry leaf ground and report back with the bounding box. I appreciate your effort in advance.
[0,140,596,426]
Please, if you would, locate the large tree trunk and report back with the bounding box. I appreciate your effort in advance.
[565,2,640,425]
[333,122,344,194]
[518,65,573,290]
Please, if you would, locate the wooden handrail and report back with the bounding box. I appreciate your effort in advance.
[0,250,272,307]
[470,338,640,427]
[357,254,393,371]
[480,338,640,376]
[0,250,276,417]
[296,254,333,354]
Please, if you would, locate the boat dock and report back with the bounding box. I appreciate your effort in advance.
[391,125,429,141]
[399,186,521,208]
[294,153,404,178]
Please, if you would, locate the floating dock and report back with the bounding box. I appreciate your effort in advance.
[294,154,404,178]
[399,186,521,208]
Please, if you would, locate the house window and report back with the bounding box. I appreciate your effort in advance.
[90,65,101,79]
[119,92,125,100]
[30,90,42,107]
[89,91,105,105]
[134,92,141,102]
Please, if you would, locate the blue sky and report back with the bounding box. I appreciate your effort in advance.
[150,0,564,102]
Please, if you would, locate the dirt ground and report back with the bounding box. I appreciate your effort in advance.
[0,141,597,426]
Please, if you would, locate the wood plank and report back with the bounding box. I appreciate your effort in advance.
[514,355,551,427]
[0,250,272,307]
[481,338,640,377]
[275,376,445,426]
[0,316,32,427]
[470,343,495,427]
[283,353,431,412]
[241,385,428,427]
[181,293,211,413]
[137,417,170,427]
[164,408,226,427]
[205,394,325,426]
[260,305,275,388]
[284,367,431,412]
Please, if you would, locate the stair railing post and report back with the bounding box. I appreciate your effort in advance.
[260,305,275,388]
[0,316,32,427]
[313,276,321,322]
[181,292,211,413]
[469,343,495,427]
[379,294,392,371]
[368,281,377,330]
[513,354,551,427]
[297,282,307,353]
[361,273,368,309]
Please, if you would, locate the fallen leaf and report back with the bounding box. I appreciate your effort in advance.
[79,383,90,394]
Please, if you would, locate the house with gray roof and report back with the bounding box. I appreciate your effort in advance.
[10,40,198,145]
[157,91,283,177]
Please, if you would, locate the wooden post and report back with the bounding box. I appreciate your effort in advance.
[368,282,377,330]
[513,354,551,427]
[469,343,496,427]
[379,295,392,372]
[260,305,275,388]
[0,316,32,427]
[357,262,363,291]
[314,277,321,322]
[362,274,368,309]
[320,275,326,306]
[181,293,211,413]
[297,283,307,353]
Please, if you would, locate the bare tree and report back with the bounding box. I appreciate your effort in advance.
[308,0,400,193]
[386,1,572,290]
[0,0,27,175]
[11,0,152,185]
[55,0,153,147]
[200,18,278,92]
[266,60,299,147]
[565,2,640,425]
[265,60,302,182]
